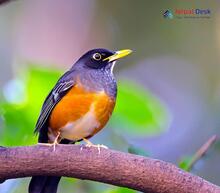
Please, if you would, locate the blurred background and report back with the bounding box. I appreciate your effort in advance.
[0,0,220,192]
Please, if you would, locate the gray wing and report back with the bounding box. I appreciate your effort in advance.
[34,71,75,134]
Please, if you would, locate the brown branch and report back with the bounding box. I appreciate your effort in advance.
[0,145,219,193]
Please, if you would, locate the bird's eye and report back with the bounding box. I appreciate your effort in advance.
[92,53,102,61]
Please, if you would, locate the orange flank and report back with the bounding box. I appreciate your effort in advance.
[48,84,115,141]
[94,94,115,135]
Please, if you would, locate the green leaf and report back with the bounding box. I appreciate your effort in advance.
[110,80,171,137]
[104,187,136,193]
[178,156,193,171]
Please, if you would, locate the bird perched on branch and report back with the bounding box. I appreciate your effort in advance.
[29,48,132,193]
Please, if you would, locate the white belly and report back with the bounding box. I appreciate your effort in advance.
[60,104,100,141]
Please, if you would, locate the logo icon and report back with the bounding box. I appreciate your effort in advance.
[163,10,173,19]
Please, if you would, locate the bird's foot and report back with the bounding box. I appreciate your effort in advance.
[51,141,59,152]
[52,132,60,151]
[37,132,60,152]
[37,142,58,151]
[87,143,108,154]
[81,138,108,154]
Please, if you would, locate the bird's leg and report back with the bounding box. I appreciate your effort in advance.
[52,132,60,151]
[37,132,60,152]
[82,138,108,154]
[83,138,94,146]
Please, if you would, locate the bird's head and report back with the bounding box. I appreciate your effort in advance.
[73,48,132,73]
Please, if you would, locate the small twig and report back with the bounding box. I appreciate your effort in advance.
[186,135,218,171]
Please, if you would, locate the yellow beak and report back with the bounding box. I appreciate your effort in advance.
[103,49,132,62]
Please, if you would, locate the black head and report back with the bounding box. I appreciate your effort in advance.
[73,48,132,71]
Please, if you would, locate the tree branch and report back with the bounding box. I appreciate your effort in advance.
[0,145,219,193]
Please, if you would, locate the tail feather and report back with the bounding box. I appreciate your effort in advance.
[29,176,61,193]
[28,176,47,193]
[29,138,74,193]
[41,176,61,193]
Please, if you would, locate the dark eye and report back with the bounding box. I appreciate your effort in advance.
[92,53,102,61]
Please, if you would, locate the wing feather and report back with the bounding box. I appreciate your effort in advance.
[34,70,75,133]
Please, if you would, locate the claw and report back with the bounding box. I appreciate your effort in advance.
[53,141,58,152]
[80,145,84,152]
[82,138,108,154]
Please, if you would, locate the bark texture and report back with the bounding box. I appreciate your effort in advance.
[0,145,219,193]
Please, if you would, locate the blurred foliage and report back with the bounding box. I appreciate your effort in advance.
[104,187,136,193]
[0,65,169,146]
[1,66,62,145]
[128,144,149,157]
[111,81,170,137]
[178,156,193,171]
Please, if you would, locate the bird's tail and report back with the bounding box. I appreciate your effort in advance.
[29,176,61,193]
[29,138,74,193]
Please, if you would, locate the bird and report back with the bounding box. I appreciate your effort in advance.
[28,48,132,193]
